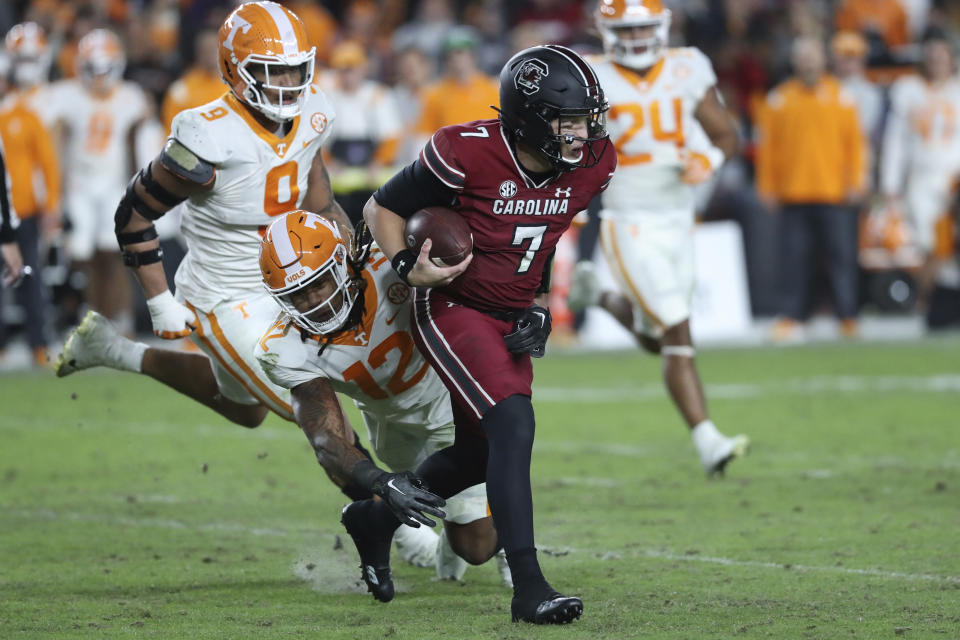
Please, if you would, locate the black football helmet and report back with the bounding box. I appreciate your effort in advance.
[497,44,609,170]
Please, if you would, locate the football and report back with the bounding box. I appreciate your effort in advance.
[403,207,473,267]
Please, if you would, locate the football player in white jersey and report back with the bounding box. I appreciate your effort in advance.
[257,210,509,593]
[54,1,448,572]
[880,33,960,298]
[50,29,151,328]
[567,0,748,475]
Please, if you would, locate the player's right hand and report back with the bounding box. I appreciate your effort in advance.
[370,470,446,528]
[407,238,472,287]
[146,290,196,339]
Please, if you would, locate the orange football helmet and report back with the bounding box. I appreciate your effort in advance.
[596,0,672,70]
[219,1,316,123]
[4,22,50,87]
[76,29,126,91]
[260,211,358,335]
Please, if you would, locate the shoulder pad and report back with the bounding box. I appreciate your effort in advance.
[160,139,215,186]
[170,107,228,164]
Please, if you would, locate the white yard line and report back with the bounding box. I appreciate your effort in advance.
[5,507,958,585]
[533,374,960,403]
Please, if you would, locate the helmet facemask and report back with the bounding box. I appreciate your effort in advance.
[270,242,358,335]
[79,55,125,92]
[528,102,610,170]
[237,54,314,123]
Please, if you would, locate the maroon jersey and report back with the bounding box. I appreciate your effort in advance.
[419,118,617,312]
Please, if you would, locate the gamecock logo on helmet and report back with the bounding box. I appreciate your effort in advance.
[515,59,549,96]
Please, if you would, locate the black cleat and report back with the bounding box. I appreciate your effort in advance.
[341,501,395,603]
[511,592,583,624]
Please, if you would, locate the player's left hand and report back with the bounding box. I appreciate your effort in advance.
[147,290,196,339]
[504,304,552,358]
[370,470,447,528]
[1,242,24,288]
[407,238,473,287]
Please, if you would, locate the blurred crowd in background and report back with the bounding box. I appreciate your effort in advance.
[2,0,960,368]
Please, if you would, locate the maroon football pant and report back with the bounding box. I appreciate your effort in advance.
[411,287,532,434]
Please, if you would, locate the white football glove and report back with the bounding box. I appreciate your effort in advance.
[146,290,196,339]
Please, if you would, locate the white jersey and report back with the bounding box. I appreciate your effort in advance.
[51,79,149,195]
[591,48,718,214]
[257,249,453,440]
[880,74,960,196]
[172,86,335,310]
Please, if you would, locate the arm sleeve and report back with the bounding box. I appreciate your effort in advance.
[371,158,458,219]
[0,145,18,243]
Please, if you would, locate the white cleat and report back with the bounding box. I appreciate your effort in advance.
[393,522,439,569]
[495,548,513,588]
[435,527,468,581]
[566,261,602,314]
[54,310,130,377]
[700,433,750,476]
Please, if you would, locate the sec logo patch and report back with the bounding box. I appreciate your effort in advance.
[499,180,518,198]
[310,112,328,134]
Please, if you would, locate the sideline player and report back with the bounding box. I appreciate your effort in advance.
[350,45,617,624]
[567,0,748,475]
[257,210,510,586]
[52,29,151,329]
[881,33,960,301]
[53,2,435,567]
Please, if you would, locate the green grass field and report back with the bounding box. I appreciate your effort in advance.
[2,339,959,639]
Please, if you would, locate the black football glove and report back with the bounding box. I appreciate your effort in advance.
[370,470,446,528]
[504,304,552,358]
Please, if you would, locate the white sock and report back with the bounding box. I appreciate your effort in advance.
[691,419,720,453]
[115,340,147,373]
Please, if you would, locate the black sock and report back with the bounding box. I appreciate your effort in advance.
[506,547,550,597]
[415,429,488,498]
[482,394,548,593]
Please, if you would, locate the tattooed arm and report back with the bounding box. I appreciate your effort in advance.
[291,376,446,526]
[291,377,372,497]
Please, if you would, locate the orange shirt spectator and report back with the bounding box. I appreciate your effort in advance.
[835,0,910,50]
[416,72,499,133]
[416,28,498,134]
[288,0,339,64]
[756,75,865,205]
[161,28,226,134]
[161,68,226,133]
[0,97,60,219]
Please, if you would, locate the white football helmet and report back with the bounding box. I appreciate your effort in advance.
[77,29,126,91]
[4,22,51,87]
[596,0,672,70]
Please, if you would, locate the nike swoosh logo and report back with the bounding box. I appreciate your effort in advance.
[384,309,402,325]
[386,479,406,495]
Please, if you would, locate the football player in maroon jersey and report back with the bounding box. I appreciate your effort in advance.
[341,45,617,624]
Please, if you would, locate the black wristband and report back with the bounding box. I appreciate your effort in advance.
[391,249,416,284]
[350,458,387,494]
